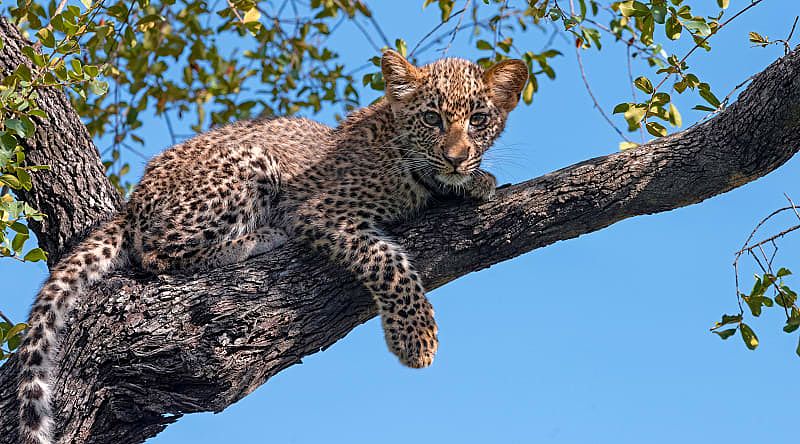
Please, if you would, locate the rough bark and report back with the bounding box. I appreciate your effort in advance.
[0,14,799,444]
[0,18,122,265]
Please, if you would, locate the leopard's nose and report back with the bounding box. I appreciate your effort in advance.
[444,151,468,169]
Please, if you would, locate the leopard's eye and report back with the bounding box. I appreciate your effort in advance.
[422,111,442,128]
[469,112,489,129]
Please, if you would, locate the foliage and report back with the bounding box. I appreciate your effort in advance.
[712,199,800,357]
[0,318,27,361]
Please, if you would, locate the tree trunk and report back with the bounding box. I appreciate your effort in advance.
[1,16,799,444]
[0,18,121,265]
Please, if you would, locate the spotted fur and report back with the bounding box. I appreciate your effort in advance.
[18,51,527,444]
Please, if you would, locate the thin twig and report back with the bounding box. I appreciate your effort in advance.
[626,43,645,143]
[491,0,509,60]
[0,310,13,325]
[574,46,630,141]
[762,16,800,55]
[163,110,178,146]
[785,193,800,222]
[225,0,245,24]
[788,16,799,43]
[442,0,471,56]
[739,225,800,255]
[54,0,69,16]
[409,7,467,58]
[569,0,631,142]
[365,12,391,48]
[351,18,381,52]
[736,206,796,255]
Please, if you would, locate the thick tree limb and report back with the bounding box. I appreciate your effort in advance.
[1,16,799,444]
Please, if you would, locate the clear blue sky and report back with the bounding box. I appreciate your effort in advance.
[4,2,800,443]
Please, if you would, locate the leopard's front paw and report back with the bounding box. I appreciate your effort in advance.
[467,171,497,202]
[382,301,439,368]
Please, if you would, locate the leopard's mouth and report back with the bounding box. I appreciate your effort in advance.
[434,172,470,187]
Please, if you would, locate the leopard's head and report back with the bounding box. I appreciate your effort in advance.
[381,50,528,187]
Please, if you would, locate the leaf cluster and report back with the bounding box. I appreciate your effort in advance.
[712,268,800,357]
[0,320,27,362]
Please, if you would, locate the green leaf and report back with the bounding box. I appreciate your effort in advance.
[438,0,454,21]
[619,141,639,151]
[613,103,630,114]
[6,331,22,351]
[395,38,407,57]
[645,121,667,137]
[23,248,47,262]
[618,1,649,17]
[9,222,28,234]
[36,28,56,48]
[664,15,683,40]
[683,19,711,37]
[650,92,670,107]
[796,337,800,358]
[776,286,797,308]
[652,3,667,24]
[88,80,109,96]
[668,103,682,127]
[739,323,759,350]
[476,39,492,51]
[777,268,792,278]
[5,119,27,138]
[522,79,534,105]
[0,174,21,189]
[12,232,29,252]
[713,328,737,340]
[716,314,742,328]
[717,0,730,9]
[634,76,654,94]
[693,105,716,112]
[623,105,646,128]
[698,83,720,108]
[17,169,32,191]
[5,322,27,340]
[749,31,768,45]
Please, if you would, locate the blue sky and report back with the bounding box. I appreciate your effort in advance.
[4,2,800,443]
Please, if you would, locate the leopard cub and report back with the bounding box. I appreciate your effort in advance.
[18,50,527,444]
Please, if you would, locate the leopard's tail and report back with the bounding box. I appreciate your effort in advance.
[17,216,127,444]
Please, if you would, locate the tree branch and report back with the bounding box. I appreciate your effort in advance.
[1,16,799,444]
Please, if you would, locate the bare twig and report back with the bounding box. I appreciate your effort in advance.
[758,16,799,55]
[365,12,391,48]
[785,193,800,222]
[351,18,382,52]
[442,0,471,56]
[491,0,509,60]
[569,0,631,142]
[409,7,467,58]
[626,43,645,143]
[0,310,13,325]
[53,0,69,16]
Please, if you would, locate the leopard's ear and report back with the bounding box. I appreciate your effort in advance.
[482,59,529,113]
[381,50,421,102]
